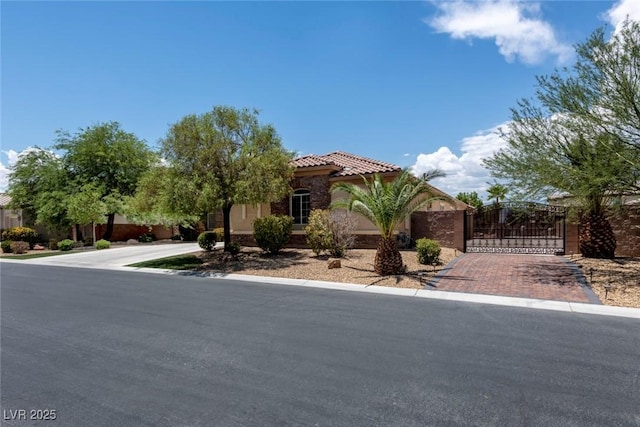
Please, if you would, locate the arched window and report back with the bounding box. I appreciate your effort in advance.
[291,189,310,225]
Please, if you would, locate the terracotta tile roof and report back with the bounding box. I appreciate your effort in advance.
[0,193,11,207]
[293,151,401,177]
[292,154,336,168]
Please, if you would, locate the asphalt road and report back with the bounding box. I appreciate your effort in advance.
[2,264,639,426]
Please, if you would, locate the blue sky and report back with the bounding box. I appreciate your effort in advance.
[2,0,638,197]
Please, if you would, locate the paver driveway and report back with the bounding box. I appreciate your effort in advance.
[431,254,600,304]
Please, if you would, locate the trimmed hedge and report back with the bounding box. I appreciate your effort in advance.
[2,227,39,249]
[10,241,29,254]
[58,239,75,251]
[416,238,441,265]
[253,215,293,255]
[1,240,13,253]
[96,239,111,250]
[197,231,217,251]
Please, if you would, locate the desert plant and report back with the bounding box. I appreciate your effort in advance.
[1,227,39,249]
[305,209,357,257]
[226,241,241,255]
[49,239,59,250]
[138,232,156,243]
[305,209,333,255]
[416,238,441,265]
[331,169,444,275]
[96,239,111,250]
[10,241,30,254]
[197,231,217,251]
[212,228,225,242]
[1,240,13,253]
[253,215,293,255]
[58,239,75,251]
[327,210,357,257]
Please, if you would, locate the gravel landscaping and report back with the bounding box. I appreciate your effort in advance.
[567,254,640,308]
[195,247,459,289]
[194,247,639,308]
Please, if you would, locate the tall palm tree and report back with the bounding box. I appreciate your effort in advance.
[331,169,445,276]
[486,182,509,205]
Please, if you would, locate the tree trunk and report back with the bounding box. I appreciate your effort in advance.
[374,237,405,275]
[579,213,616,259]
[222,204,232,252]
[102,213,115,241]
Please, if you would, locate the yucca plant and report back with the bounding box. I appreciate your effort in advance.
[331,169,444,275]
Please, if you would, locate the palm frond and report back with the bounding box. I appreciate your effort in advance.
[330,169,445,238]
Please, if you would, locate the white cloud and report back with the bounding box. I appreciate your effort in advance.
[427,0,572,64]
[0,148,40,192]
[605,0,640,33]
[411,124,508,198]
[0,162,10,192]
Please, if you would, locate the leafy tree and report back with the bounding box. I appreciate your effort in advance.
[66,183,108,244]
[55,121,155,240]
[136,106,294,251]
[331,169,444,276]
[7,148,71,232]
[486,182,509,205]
[456,191,484,210]
[484,22,640,258]
[534,19,640,168]
[8,123,154,241]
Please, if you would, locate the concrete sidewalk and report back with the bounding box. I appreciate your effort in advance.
[0,242,205,268]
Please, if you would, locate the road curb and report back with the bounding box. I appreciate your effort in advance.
[127,266,640,319]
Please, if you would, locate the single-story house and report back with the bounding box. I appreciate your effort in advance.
[212,151,469,248]
[0,193,22,231]
[77,215,174,242]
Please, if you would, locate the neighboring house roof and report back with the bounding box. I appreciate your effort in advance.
[0,193,11,208]
[293,151,401,177]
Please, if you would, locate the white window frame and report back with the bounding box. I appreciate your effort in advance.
[291,189,311,225]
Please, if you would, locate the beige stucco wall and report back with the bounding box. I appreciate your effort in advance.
[225,177,462,235]
[330,189,410,234]
[0,208,22,230]
[228,203,271,233]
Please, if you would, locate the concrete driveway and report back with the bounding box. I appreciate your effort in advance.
[0,242,203,269]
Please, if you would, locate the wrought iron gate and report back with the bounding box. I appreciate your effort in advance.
[464,202,566,255]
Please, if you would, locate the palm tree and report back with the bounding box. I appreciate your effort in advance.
[486,182,509,205]
[331,169,445,276]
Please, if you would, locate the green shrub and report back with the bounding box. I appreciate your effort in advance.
[49,239,59,250]
[84,236,94,247]
[305,209,356,257]
[226,241,241,255]
[253,215,293,255]
[416,238,441,265]
[212,228,225,242]
[96,239,111,250]
[197,231,217,251]
[138,232,156,243]
[58,239,75,251]
[10,241,29,254]
[305,210,333,255]
[2,227,39,249]
[1,240,13,254]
